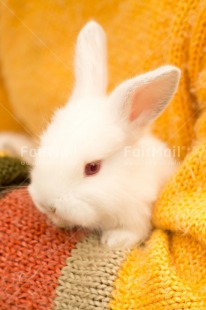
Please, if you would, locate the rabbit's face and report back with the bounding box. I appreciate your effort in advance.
[29,97,128,230]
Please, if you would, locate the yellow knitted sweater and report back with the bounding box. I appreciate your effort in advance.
[0,0,206,308]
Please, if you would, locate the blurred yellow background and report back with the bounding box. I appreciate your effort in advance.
[0,0,206,159]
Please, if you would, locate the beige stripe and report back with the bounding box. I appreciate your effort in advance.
[53,234,128,310]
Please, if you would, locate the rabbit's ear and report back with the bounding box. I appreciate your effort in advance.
[73,21,107,98]
[109,66,181,129]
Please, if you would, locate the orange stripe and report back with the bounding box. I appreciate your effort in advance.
[0,188,86,309]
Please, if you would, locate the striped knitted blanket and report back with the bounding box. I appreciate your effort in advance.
[0,150,206,309]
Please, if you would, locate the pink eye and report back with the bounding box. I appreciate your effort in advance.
[84,161,101,176]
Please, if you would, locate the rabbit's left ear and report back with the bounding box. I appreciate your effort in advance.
[73,21,107,98]
[109,66,181,128]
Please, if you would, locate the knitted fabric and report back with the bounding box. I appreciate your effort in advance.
[0,0,206,309]
[0,156,29,189]
[110,143,206,309]
[0,188,86,310]
[54,234,128,310]
[0,153,206,309]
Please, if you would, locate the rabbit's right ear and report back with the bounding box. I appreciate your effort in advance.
[109,66,181,132]
[73,21,107,98]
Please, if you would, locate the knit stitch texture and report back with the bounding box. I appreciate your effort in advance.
[0,156,29,189]
[0,187,86,309]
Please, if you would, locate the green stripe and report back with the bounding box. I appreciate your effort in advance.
[0,156,29,189]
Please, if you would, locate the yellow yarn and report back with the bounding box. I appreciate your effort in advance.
[111,143,206,309]
[0,0,206,308]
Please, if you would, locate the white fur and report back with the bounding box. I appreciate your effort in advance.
[28,21,181,248]
[73,21,107,98]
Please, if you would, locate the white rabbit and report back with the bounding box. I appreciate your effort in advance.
[28,21,181,248]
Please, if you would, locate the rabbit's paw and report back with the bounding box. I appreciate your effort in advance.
[101,229,140,248]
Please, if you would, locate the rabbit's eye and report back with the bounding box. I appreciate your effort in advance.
[85,161,101,176]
